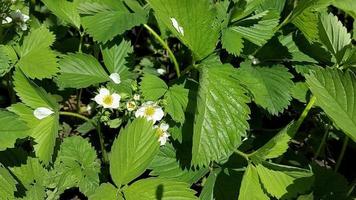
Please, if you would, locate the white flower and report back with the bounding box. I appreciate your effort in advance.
[155,123,170,146]
[170,18,184,36]
[11,10,29,23]
[2,17,12,24]
[94,88,121,109]
[135,101,164,123]
[126,101,137,111]
[109,73,121,84]
[133,94,140,101]
[157,68,166,75]
[33,107,54,120]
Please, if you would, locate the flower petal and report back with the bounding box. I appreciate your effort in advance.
[160,123,169,131]
[110,93,121,109]
[109,73,121,84]
[33,107,54,120]
[94,93,105,106]
[152,107,164,122]
[135,106,146,118]
[99,88,110,96]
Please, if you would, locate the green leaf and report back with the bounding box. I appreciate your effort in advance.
[221,28,244,56]
[306,68,356,142]
[332,0,356,19]
[82,10,146,43]
[292,9,319,42]
[230,11,280,46]
[17,26,59,79]
[164,84,189,123]
[148,0,220,60]
[124,178,198,200]
[90,183,122,200]
[236,62,294,115]
[0,165,17,199]
[199,169,220,200]
[192,63,250,166]
[13,69,58,110]
[110,118,160,187]
[53,136,101,196]
[18,184,46,200]
[9,103,59,164]
[102,40,133,74]
[238,165,269,200]
[279,34,317,63]
[42,0,81,28]
[0,111,28,151]
[149,144,208,185]
[318,13,351,64]
[57,53,109,89]
[291,82,309,103]
[256,163,313,199]
[140,74,168,101]
[10,158,48,189]
[0,45,17,76]
[251,122,296,161]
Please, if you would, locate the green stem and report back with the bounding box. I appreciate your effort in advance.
[59,111,90,122]
[234,149,250,161]
[76,89,82,113]
[97,121,109,164]
[335,136,349,172]
[78,31,84,53]
[143,24,181,77]
[295,96,317,130]
[314,125,330,160]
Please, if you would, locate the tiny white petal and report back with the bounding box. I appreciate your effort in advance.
[157,68,166,75]
[33,107,54,120]
[135,107,146,118]
[142,101,155,107]
[94,93,105,105]
[109,73,121,84]
[160,123,169,131]
[158,132,170,146]
[110,93,121,109]
[170,17,184,36]
[99,88,110,96]
[133,94,140,101]
[152,107,164,122]
[22,14,29,22]
[20,23,27,31]
[2,17,12,24]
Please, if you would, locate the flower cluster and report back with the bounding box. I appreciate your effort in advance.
[2,9,29,31]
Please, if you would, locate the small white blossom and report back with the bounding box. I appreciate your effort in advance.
[157,68,166,75]
[11,9,29,22]
[33,107,54,120]
[109,73,121,84]
[126,101,137,111]
[2,17,12,24]
[170,18,184,36]
[135,101,164,123]
[155,123,170,146]
[133,94,140,101]
[94,88,121,109]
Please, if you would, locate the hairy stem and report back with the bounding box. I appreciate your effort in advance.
[143,24,181,77]
[234,149,250,161]
[335,136,349,172]
[59,111,90,122]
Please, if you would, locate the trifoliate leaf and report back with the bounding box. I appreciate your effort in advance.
[306,68,356,142]
[0,165,17,199]
[57,53,109,89]
[235,62,294,115]
[256,163,314,199]
[102,40,133,74]
[0,45,17,76]
[110,118,159,187]
[53,136,101,196]
[148,0,220,60]
[164,84,189,123]
[192,63,250,166]
[230,11,280,47]
[17,26,59,79]
[0,111,28,151]
[238,165,269,200]
[221,28,244,56]
[90,183,123,200]
[318,13,351,64]
[17,184,46,200]
[149,144,208,185]
[124,178,198,200]
[332,0,356,19]
[82,10,146,43]
[250,122,296,161]
[42,0,81,28]
[140,74,168,101]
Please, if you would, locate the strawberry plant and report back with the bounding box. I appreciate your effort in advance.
[0,0,355,199]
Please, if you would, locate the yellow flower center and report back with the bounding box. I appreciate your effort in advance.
[144,106,156,117]
[157,128,165,137]
[103,95,113,105]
